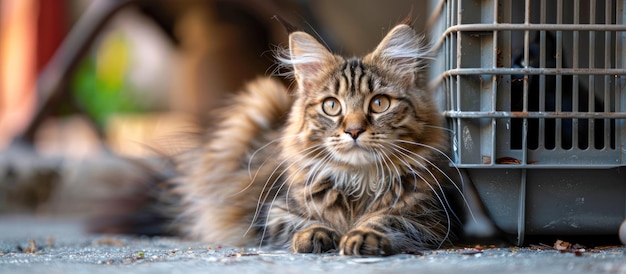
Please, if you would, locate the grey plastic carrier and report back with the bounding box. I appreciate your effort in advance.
[428,0,626,245]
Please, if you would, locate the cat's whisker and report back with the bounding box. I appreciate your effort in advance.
[387,142,446,190]
[255,140,331,235]
[423,124,455,135]
[384,144,454,247]
[255,153,322,246]
[251,150,303,222]
[393,139,461,185]
[258,181,290,245]
[248,134,303,179]
[302,153,335,219]
[248,144,325,236]
[257,145,323,204]
[365,147,387,205]
[420,125,461,160]
[232,136,294,198]
[372,147,404,208]
[224,156,289,203]
[391,139,477,224]
[387,142,462,228]
[282,149,324,214]
[244,141,324,234]
[257,147,332,247]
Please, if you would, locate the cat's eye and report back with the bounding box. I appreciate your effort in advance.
[370,95,391,113]
[322,97,342,116]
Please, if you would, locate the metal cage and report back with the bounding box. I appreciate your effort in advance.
[429,0,626,245]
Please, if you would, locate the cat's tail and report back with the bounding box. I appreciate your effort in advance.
[175,77,292,246]
[86,156,182,237]
[87,78,291,243]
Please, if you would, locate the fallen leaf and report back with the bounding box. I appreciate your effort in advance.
[21,240,37,254]
[554,239,572,251]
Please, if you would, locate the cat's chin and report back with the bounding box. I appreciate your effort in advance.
[332,147,375,167]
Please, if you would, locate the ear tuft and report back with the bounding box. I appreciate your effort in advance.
[272,15,299,34]
[278,31,337,91]
[366,24,431,77]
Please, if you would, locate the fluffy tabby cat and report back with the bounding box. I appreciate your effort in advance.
[173,22,462,256]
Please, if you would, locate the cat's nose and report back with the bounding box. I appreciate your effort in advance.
[345,127,365,140]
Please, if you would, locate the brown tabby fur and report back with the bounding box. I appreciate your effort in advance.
[175,23,460,256]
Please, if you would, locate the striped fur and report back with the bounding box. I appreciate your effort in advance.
[176,24,459,256]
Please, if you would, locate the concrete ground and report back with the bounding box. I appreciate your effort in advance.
[1,215,625,274]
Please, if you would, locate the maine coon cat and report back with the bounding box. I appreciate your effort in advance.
[174,22,462,256]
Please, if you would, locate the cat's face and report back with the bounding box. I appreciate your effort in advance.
[281,24,445,168]
[299,60,423,166]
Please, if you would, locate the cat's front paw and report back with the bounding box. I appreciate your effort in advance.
[292,225,339,253]
[339,229,393,256]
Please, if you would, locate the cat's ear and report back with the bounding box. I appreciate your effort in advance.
[366,24,431,81]
[288,31,337,91]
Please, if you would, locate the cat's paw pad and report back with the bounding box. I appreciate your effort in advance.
[292,225,339,253]
[339,229,393,256]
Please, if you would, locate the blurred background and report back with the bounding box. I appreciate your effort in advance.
[0,0,429,220]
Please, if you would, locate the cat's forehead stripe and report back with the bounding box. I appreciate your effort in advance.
[337,58,373,96]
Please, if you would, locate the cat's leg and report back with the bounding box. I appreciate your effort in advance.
[292,224,340,253]
[262,205,340,253]
[340,226,393,256]
[340,213,447,256]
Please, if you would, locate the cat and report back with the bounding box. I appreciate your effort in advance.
[90,22,466,256]
[172,22,462,256]
[510,31,610,150]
